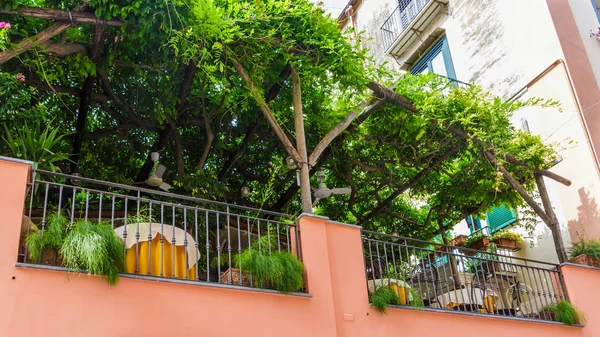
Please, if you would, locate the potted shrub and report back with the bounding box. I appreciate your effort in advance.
[537,301,585,325]
[489,230,522,251]
[230,236,304,293]
[26,212,125,286]
[25,213,69,265]
[568,238,600,268]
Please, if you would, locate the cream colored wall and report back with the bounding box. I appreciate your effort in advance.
[568,0,600,88]
[344,0,600,262]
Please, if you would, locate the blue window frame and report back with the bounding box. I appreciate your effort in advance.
[593,0,600,22]
[410,35,457,80]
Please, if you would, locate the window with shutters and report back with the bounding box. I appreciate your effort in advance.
[467,205,517,235]
[410,35,457,80]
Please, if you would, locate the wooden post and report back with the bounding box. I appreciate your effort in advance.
[534,174,568,263]
[292,69,313,213]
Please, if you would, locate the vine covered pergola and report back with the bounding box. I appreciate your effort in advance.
[0,0,572,261]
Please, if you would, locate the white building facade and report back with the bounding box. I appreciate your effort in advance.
[334,0,600,262]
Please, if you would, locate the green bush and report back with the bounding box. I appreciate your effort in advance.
[543,301,585,326]
[370,285,424,314]
[235,236,304,294]
[569,238,600,260]
[370,286,401,314]
[25,213,69,262]
[60,220,125,286]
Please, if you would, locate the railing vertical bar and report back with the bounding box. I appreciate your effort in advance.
[227,206,232,284]
[184,207,188,280]
[205,210,210,282]
[84,189,89,222]
[171,206,176,278]
[195,208,199,281]
[237,214,242,286]
[98,192,103,224]
[111,195,115,228]
[70,187,76,224]
[216,212,221,283]
[160,204,164,277]
[148,202,153,276]
[247,216,253,287]
[123,197,128,270]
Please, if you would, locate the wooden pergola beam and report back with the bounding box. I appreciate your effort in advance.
[0,6,124,27]
[367,81,572,187]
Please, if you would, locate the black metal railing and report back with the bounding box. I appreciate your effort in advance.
[381,0,431,52]
[363,231,569,322]
[19,170,301,291]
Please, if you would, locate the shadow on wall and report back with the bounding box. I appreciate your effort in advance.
[567,187,600,242]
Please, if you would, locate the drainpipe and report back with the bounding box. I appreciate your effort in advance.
[507,59,600,175]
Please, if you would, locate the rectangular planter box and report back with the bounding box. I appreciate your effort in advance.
[451,235,468,247]
[569,254,600,268]
[492,238,520,251]
[469,237,490,251]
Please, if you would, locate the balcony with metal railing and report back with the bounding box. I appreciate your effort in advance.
[381,0,449,56]
[18,169,302,292]
[363,231,570,322]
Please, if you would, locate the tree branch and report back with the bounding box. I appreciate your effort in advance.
[0,22,71,64]
[356,145,461,226]
[231,57,301,163]
[483,150,552,224]
[308,99,384,166]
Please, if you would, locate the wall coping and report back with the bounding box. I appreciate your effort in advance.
[560,262,600,272]
[385,305,584,328]
[15,262,313,298]
[0,156,34,168]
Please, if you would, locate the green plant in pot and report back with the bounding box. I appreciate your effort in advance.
[490,229,523,250]
[541,301,585,326]
[26,212,125,286]
[568,238,600,267]
[234,235,304,293]
[25,212,69,264]
[61,220,125,286]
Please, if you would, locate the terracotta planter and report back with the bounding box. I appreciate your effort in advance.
[468,237,490,251]
[569,254,600,268]
[492,238,520,251]
[451,235,468,247]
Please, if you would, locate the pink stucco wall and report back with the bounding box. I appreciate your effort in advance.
[1,158,600,337]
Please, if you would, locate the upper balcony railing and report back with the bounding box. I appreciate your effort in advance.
[19,169,301,291]
[362,231,569,322]
[381,0,431,53]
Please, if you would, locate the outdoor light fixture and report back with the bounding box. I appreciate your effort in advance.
[317,170,326,181]
[241,186,252,198]
[150,152,160,162]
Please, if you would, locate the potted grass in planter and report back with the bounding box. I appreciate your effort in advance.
[25,213,68,265]
[489,230,522,251]
[536,301,585,325]
[227,236,304,293]
[461,232,490,255]
[568,238,600,268]
[26,212,125,286]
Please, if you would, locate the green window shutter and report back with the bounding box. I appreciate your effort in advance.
[486,205,517,233]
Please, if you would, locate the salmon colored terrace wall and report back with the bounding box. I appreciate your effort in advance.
[1,157,600,337]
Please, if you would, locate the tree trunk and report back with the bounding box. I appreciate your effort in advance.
[70,24,103,173]
[292,69,312,213]
[535,174,569,263]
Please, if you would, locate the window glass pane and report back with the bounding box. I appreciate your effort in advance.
[430,52,447,77]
